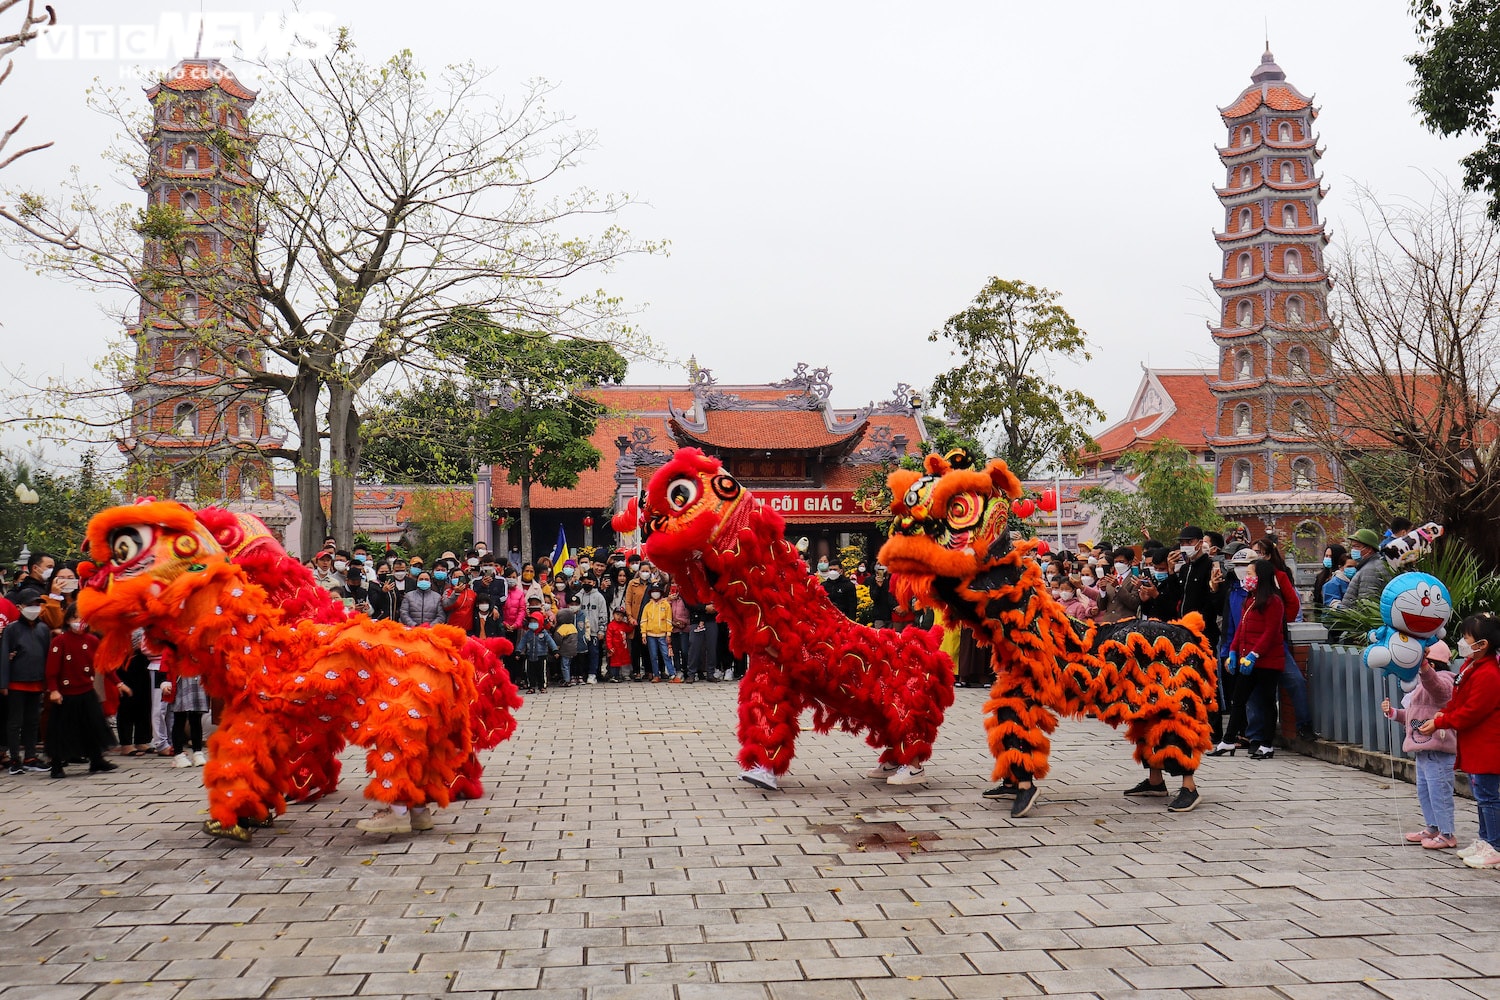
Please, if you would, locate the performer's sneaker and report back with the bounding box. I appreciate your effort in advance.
[1123,778,1169,796]
[409,808,435,832]
[865,762,900,779]
[981,782,1019,798]
[886,765,928,786]
[1010,784,1040,818]
[357,808,412,834]
[739,766,778,790]
[1167,787,1201,813]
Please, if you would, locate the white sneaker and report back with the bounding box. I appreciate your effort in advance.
[172,752,192,768]
[865,762,899,778]
[356,808,412,834]
[586,675,597,684]
[887,765,928,786]
[1464,843,1500,869]
[192,751,207,766]
[1460,839,1491,860]
[739,765,778,790]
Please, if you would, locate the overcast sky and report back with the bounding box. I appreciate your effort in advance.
[0,1,1469,466]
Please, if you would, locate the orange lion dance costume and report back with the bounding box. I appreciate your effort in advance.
[78,500,521,842]
[878,451,1217,817]
[636,448,955,790]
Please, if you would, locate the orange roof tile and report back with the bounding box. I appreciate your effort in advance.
[147,59,257,101]
[1091,373,1219,463]
[674,410,864,450]
[1221,85,1311,120]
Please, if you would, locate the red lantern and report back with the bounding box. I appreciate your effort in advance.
[583,516,594,528]
[1011,498,1036,519]
[1039,488,1058,513]
[1035,540,1051,556]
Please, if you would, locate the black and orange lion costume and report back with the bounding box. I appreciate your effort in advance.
[78,500,521,842]
[878,451,1217,816]
[636,448,955,789]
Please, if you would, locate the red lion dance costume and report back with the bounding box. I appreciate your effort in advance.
[78,500,521,842]
[878,451,1216,817]
[635,448,955,790]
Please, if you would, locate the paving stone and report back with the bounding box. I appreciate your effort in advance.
[0,697,1490,1000]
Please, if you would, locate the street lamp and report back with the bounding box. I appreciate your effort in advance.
[14,482,39,570]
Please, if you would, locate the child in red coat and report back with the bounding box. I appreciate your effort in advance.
[1219,560,1287,761]
[44,607,118,778]
[605,607,633,684]
[1426,613,1500,868]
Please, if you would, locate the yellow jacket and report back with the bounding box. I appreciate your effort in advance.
[639,598,674,638]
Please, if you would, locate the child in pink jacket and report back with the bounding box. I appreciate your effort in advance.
[1383,641,1458,849]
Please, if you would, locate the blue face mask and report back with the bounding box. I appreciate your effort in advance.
[1323,557,1333,569]
[527,621,539,631]
[416,579,432,591]
[1349,547,1362,560]
[1153,570,1169,582]
[1343,566,1356,578]
[433,571,448,582]
[563,567,575,577]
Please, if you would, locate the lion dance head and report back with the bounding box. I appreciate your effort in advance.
[639,448,759,602]
[877,450,1026,607]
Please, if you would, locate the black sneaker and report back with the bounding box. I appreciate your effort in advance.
[1123,778,1169,796]
[1010,784,1040,818]
[1167,787,1201,813]
[7,765,23,776]
[22,760,48,774]
[1296,725,1320,741]
[981,781,1019,798]
[89,760,119,774]
[50,767,66,779]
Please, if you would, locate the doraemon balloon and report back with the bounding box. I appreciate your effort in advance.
[1363,572,1453,683]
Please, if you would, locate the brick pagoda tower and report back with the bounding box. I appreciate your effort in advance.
[119,57,280,503]
[1205,48,1350,545]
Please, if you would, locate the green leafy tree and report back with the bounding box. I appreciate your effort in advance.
[405,490,473,561]
[439,313,627,564]
[359,377,483,484]
[1080,439,1222,547]
[0,454,118,565]
[928,278,1105,479]
[852,415,987,516]
[1410,1,1500,218]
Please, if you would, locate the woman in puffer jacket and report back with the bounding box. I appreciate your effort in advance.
[397,571,446,627]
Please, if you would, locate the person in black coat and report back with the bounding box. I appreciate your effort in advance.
[823,566,858,619]
[869,566,898,628]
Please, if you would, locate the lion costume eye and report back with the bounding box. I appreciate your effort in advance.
[666,478,699,511]
[946,493,982,530]
[109,525,152,565]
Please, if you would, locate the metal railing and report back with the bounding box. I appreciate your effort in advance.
[1307,643,1411,759]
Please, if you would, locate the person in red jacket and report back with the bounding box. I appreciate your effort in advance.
[1218,560,1286,761]
[605,607,633,684]
[44,606,119,779]
[1424,613,1500,868]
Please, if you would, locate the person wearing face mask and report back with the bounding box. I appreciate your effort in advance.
[574,577,607,683]
[1213,559,1288,762]
[1312,544,1348,613]
[1096,549,1142,625]
[311,550,346,597]
[39,565,80,630]
[516,612,558,694]
[623,567,651,678]
[1421,614,1500,868]
[1382,641,1458,850]
[7,551,54,602]
[1343,528,1391,607]
[1054,580,1097,621]
[1247,536,1315,741]
[442,572,476,633]
[471,593,504,640]
[397,572,447,627]
[822,564,858,619]
[1211,547,1261,746]
[43,606,118,778]
[1136,547,1182,620]
[1175,527,1221,656]
[868,566,898,629]
[639,585,679,682]
[1322,553,1360,613]
[1,591,52,774]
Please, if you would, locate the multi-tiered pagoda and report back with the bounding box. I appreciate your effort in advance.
[119,57,281,504]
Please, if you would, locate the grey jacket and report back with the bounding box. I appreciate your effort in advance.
[576,589,609,641]
[398,588,447,627]
[1345,557,1391,606]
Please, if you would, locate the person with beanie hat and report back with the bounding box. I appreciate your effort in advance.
[515,610,557,694]
[1384,641,1460,849]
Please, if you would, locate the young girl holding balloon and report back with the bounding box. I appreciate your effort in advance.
[1421,614,1500,868]
[1382,641,1457,849]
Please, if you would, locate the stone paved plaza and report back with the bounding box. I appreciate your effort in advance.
[2,682,1499,1000]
